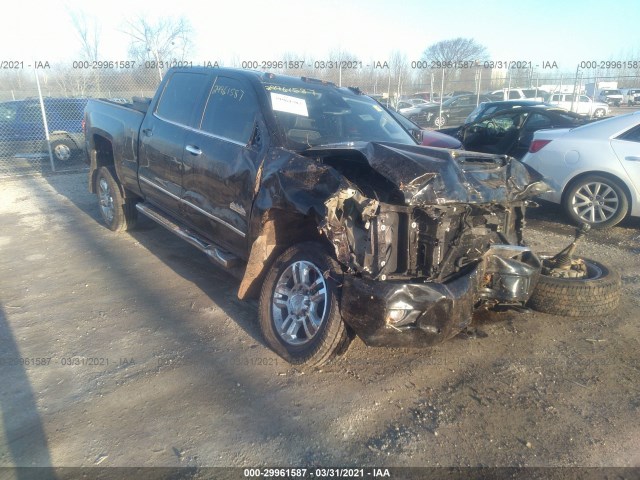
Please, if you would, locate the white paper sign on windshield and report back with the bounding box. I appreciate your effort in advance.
[270,92,309,117]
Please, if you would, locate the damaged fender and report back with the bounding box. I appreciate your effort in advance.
[240,141,548,347]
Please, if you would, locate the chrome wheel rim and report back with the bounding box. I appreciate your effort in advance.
[98,177,115,223]
[571,182,619,223]
[434,116,446,128]
[54,143,71,161]
[272,260,328,346]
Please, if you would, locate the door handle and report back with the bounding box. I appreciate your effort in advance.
[624,156,640,162]
[185,145,202,156]
[142,128,153,137]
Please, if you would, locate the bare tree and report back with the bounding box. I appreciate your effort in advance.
[68,9,101,61]
[389,50,409,100]
[422,37,489,64]
[422,38,489,93]
[122,16,194,80]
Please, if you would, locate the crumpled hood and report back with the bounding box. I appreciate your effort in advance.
[304,141,551,206]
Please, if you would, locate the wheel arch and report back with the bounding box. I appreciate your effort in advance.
[237,208,334,300]
[49,132,80,148]
[561,170,634,215]
[89,135,119,195]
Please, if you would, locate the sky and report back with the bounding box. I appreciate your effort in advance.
[3,0,639,73]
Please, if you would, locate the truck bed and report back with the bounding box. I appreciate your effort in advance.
[85,98,148,197]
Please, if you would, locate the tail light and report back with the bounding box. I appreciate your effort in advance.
[529,139,551,153]
[81,116,86,134]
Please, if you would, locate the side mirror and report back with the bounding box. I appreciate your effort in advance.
[411,128,423,143]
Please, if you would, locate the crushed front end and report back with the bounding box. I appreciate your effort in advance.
[311,143,550,347]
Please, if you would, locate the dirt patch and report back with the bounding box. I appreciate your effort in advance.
[0,173,639,470]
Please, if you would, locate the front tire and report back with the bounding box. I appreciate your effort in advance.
[563,175,628,228]
[258,242,350,368]
[593,108,605,118]
[96,166,137,232]
[528,255,620,317]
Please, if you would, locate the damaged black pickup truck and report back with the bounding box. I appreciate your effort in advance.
[85,67,619,367]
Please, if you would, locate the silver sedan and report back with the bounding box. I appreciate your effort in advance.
[521,111,640,228]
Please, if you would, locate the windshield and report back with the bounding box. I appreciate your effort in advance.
[441,97,457,107]
[264,83,415,150]
[465,104,484,123]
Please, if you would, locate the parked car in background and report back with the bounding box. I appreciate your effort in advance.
[521,111,640,228]
[408,91,440,102]
[393,101,437,127]
[0,97,87,163]
[406,98,430,106]
[413,94,493,128]
[547,93,609,118]
[464,99,550,124]
[621,88,640,106]
[383,104,463,149]
[487,88,549,102]
[453,106,590,159]
[597,89,623,107]
[442,90,475,99]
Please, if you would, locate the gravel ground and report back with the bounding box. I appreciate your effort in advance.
[0,172,639,477]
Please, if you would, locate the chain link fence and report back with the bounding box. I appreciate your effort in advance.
[0,67,159,178]
[1,64,639,177]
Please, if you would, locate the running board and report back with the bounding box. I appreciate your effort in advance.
[136,202,240,269]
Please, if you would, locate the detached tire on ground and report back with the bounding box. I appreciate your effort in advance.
[96,166,137,232]
[258,241,350,368]
[528,256,621,317]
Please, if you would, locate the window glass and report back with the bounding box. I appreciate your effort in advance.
[48,101,86,123]
[556,112,580,122]
[484,106,498,116]
[0,102,17,122]
[508,91,520,99]
[20,103,43,122]
[156,72,209,126]
[580,95,590,102]
[526,113,551,129]
[265,82,414,150]
[482,113,517,130]
[619,125,640,142]
[200,76,257,144]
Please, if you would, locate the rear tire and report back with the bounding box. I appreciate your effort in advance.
[592,108,606,118]
[96,166,137,232]
[51,139,77,163]
[258,242,350,368]
[563,175,628,228]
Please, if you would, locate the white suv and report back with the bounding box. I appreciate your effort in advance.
[548,93,609,118]
[488,88,548,101]
[622,88,640,106]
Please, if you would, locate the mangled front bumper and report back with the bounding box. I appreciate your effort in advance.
[340,245,541,347]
